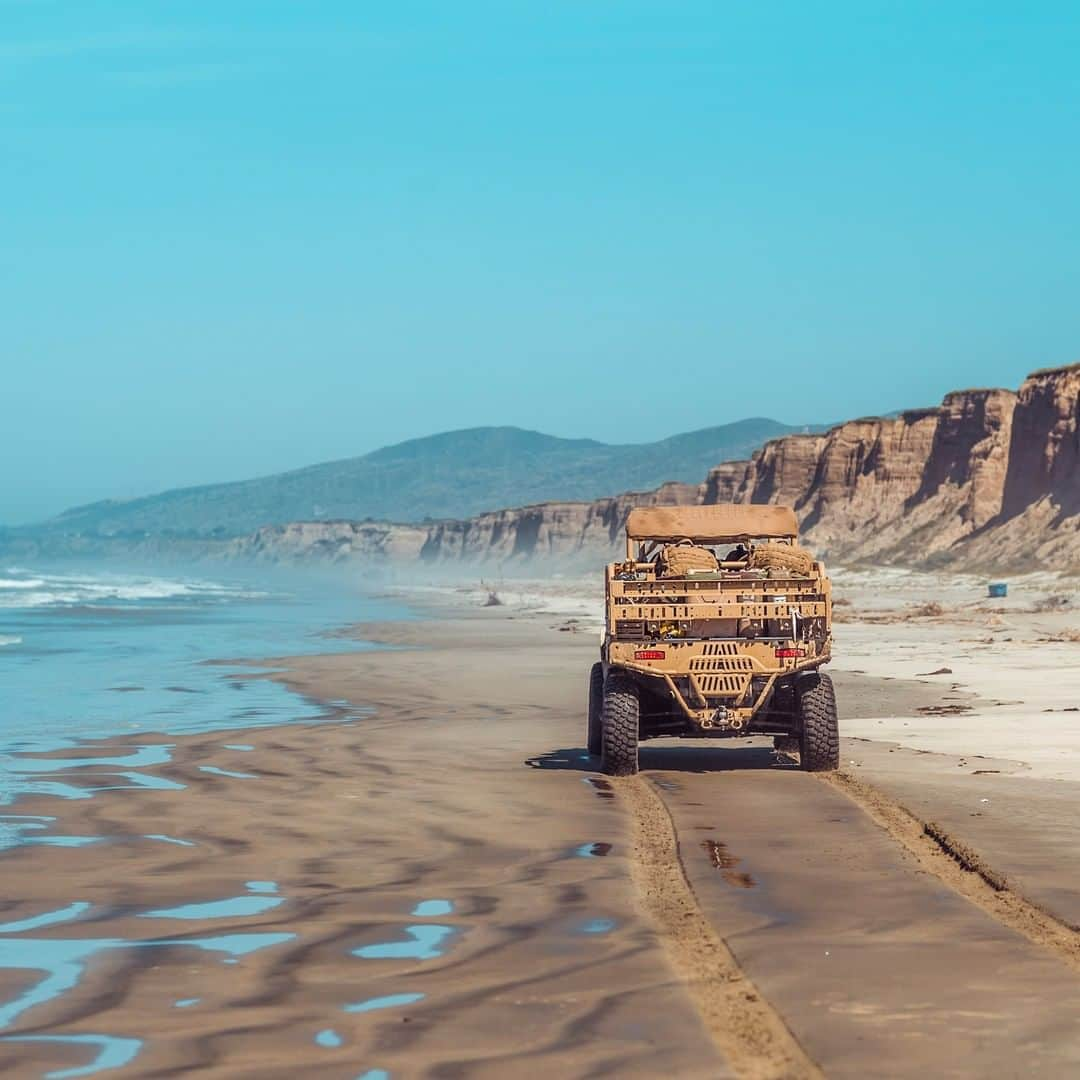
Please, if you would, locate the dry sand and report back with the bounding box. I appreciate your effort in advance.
[1,573,1079,1077]
[433,566,1080,779]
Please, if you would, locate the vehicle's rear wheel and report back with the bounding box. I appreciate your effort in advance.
[587,662,604,757]
[798,673,839,772]
[601,673,639,776]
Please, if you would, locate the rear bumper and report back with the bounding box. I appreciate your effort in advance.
[607,638,830,730]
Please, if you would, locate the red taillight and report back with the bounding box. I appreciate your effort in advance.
[635,650,666,660]
[775,648,807,658]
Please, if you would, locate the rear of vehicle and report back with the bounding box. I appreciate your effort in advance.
[587,504,839,775]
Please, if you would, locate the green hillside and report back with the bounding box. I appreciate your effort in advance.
[21,420,810,541]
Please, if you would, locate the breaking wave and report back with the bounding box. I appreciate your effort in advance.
[0,569,266,610]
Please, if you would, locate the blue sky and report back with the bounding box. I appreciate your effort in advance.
[4,1,1080,523]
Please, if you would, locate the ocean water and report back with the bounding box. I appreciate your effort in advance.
[0,562,413,1074]
[0,562,406,831]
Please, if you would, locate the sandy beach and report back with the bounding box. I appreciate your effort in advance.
[1,571,1079,1077]
[10,4,1080,1075]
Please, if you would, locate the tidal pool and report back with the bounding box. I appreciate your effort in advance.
[354,925,455,961]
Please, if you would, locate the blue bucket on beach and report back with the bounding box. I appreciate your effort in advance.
[988,582,1008,598]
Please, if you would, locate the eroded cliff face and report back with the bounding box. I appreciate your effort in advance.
[418,482,701,563]
[959,365,1080,569]
[234,365,1080,571]
[707,389,1020,564]
[1001,365,1080,518]
[698,368,1078,568]
[233,482,702,567]
[237,520,430,562]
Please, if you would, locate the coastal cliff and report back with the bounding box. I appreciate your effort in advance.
[236,482,702,567]
[704,388,1020,564]
[232,364,1080,571]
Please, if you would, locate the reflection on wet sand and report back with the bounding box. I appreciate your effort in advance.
[0,912,297,1029]
[0,615,723,1077]
[139,881,283,921]
[0,1033,143,1078]
[410,899,453,917]
[0,903,91,935]
[345,992,425,1014]
[197,765,257,780]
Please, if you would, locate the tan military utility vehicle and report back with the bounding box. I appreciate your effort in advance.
[588,504,839,776]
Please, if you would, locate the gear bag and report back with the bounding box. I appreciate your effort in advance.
[658,544,719,577]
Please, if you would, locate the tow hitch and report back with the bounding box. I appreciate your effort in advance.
[701,707,746,732]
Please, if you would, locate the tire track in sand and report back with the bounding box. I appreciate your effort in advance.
[617,774,823,1080]
[820,770,1080,973]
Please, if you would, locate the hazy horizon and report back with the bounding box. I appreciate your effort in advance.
[5,416,816,527]
[8,3,1080,523]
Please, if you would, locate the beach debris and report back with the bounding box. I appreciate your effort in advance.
[701,838,739,869]
[576,842,613,857]
[1033,593,1070,612]
[916,667,953,676]
[988,582,1008,598]
[700,839,756,888]
[917,703,973,716]
[910,601,946,617]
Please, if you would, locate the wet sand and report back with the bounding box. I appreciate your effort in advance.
[1,604,1080,1076]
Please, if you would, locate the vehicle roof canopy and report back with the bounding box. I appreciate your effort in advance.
[626,504,798,542]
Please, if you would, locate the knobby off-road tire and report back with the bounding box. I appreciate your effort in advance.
[798,673,839,772]
[601,674,639,777]
[587,662,604,757]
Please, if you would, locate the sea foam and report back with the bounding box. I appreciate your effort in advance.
[0,569,265,610]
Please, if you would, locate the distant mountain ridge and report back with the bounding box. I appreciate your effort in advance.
[20,419,811,542]
[231,364,1080,572]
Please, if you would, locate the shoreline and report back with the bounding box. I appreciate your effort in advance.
[2,584,1080,1075]
[0,609,723,1077]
